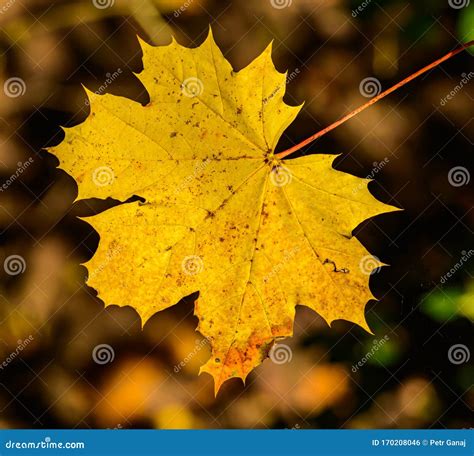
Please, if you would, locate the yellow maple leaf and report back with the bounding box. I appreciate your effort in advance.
[51,30,397,393]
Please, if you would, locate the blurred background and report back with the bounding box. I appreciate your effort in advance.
[0,0,473,429]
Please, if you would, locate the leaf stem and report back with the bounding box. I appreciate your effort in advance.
[276,40,474,160]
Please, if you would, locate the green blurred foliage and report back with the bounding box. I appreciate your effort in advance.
[458,4,474,53]
[422,282,474,322]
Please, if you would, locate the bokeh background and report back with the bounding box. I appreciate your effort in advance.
[0,0,473,429]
